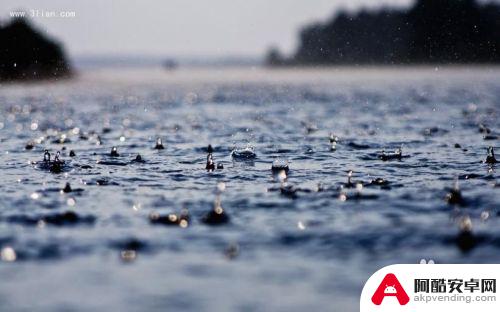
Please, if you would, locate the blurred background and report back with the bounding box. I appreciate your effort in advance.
[4,0,498,72]
[0,0,412,68]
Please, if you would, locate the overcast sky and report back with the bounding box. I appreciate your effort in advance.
[0,0,413,58]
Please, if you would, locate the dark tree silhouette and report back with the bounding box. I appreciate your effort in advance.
[267,0,500,65]
[0,17,72,81]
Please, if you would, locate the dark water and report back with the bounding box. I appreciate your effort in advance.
[0,67,499,312]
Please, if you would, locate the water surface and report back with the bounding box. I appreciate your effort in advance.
[0,67,499,311]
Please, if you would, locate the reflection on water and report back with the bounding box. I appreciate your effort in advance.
[0,67,499,311]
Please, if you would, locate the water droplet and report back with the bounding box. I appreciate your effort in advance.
[179,219,188,228]
[1,246,17,262]
[168,214,178,222]
[67,198,76,206]
[480,211,490,221]
[217,182,226,192]
[277,170,287,183]
[459,216,473,232]
[120,250,137,262]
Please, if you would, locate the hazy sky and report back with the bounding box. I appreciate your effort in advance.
[0,0,412,58]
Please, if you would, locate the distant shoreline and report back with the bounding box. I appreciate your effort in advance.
[267,0,500,67]
[3,64,500,87]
